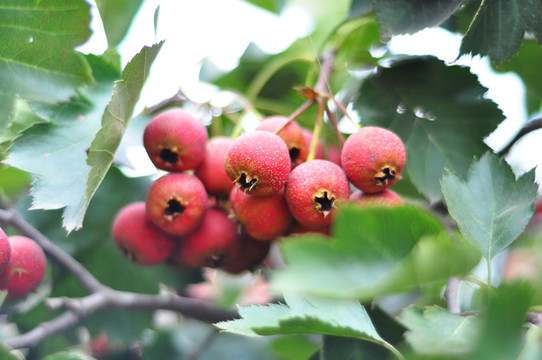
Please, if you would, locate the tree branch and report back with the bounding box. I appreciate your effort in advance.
[0,207,239,350]
[445,276,461,313]
[0,208,105,293]
[497,117,542,157]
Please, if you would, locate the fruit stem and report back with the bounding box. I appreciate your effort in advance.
[274,99,315,135]
[324,103,345,145]
[307,98,325,161]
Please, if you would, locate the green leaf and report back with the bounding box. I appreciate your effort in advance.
[95,0,144,48]
[217,293,399,355]
[270,336,319,360]
[518,326,542,360]
[398,306,478,356]
[43,351,95,360]
[371,0,463,36]
[494,40,542,107]
[5,54,121,226]
[65,41,163,232]
[355,56,504,201]
[320,335,392,360]
[459,0,542,64]
[441,152,538,260]
[244,0,284,14]
[0,0,94,103]
[0,341,20,360]
[0,99,49,145]
[470,282,533,359]
[271,205,480,300]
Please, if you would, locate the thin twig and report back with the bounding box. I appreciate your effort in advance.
[445,277,461,313]
[5,288,238,349]
[497,117,542,157]
[0,208,104,293]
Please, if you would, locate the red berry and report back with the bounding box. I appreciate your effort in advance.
[111,202,177,265]
[225,131,290,197]
[146,173,208,235]
[0,228,10,276]
[173,207,240,268]
[220,232,271,274]
[285,159,350,229]
[255,116,308,168]
[0,236,46,299]
[341,126,406,193]
[143,108,208,172]
[195,136,235,198]
[229,188,293,241]
[350,189,403,206]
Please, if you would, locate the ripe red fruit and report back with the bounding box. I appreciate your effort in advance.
[341,126,406,193]
[225,131,290,197]
[220,232,271,274]
[111,202,177,265]
[350,189,403,207]
[173,207,240,268]
[285,159,350,229]
[0,236,46,299]
[255,116,308,168]
[143,108,208,172]
[195,136,235,198]
[146,173,208,235]
[229,188,293,241]
[0,228,10,276]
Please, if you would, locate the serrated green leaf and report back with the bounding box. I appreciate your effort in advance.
[355,56,504,201]
[398,306,479,356]
[95,0,144,48]
[217,293,390,348]
[372,0,463,36]
[0,0,94,103]
[271,205,480,300]
[441,152,538,260]
[471,282,533,359]
[67,42,164,232]
[270,336,319,360]
[460,0,542,64]
[5,54,120,219]
[0,99,48,145]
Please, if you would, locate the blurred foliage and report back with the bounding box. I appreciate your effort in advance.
[1,0,542,359]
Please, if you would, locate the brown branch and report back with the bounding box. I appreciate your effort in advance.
[497,117,542,157]
[445,277,461,313]
[5,288,238,349]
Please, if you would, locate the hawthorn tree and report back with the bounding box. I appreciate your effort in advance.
[1,0,542,359]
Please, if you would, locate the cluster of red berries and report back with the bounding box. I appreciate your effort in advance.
[111,108,406,274]
[0,228,47,300]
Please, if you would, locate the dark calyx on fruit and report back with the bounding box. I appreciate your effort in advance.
[289,147,300,165]
[164,198,185,219]
[159,148,179,165]
[375,166,398,185]
[314,190,335,217]
[235,172,258,192]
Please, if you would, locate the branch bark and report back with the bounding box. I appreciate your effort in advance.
[497,117,542,157]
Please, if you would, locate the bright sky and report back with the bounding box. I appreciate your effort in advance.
[78,0,541,185]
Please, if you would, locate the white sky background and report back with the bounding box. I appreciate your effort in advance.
[78,0,542,186]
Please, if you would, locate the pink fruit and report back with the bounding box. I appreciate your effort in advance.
[229,188,293,241]
[285,159,350,229]
[173,207,240,268]
[111,202,177,265]
[195,136,235,198]
[146,173,208,235]
[220,232,271,274]
[255,116,308,168]
[0,236,46,299]
[143,108,208,172]
[0,228,10,276]
[341,126,406,193]
[225,131,290,197]
[350,189,403,206]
